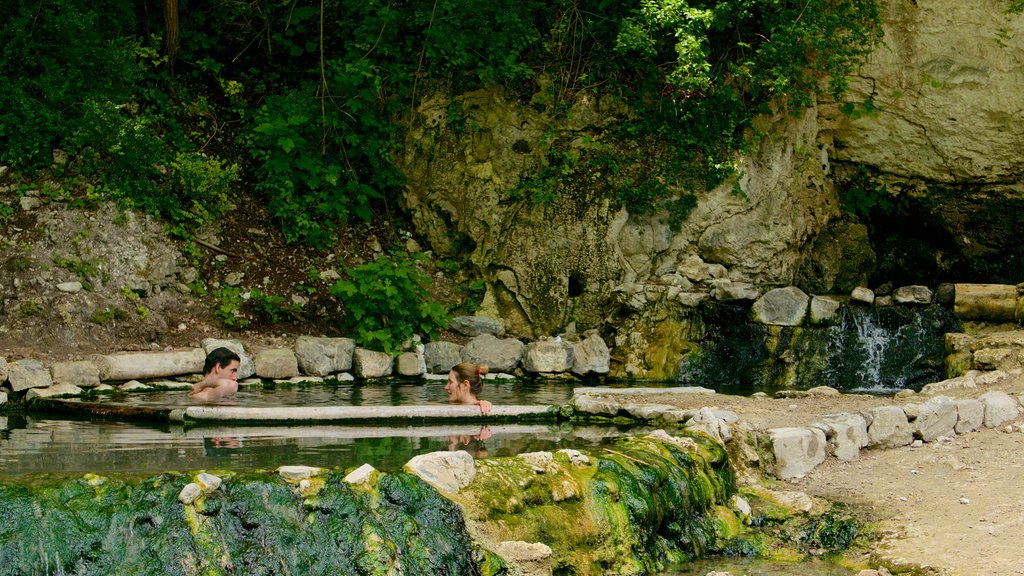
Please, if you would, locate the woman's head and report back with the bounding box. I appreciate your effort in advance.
[445,362,489,404]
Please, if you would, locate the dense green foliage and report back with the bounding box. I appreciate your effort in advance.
[0,0,881,340]
[330,252,450,354]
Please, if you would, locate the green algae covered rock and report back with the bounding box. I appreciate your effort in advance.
[457,432,748,575]
[0,470,502,576]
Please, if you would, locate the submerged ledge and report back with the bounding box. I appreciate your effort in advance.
[31,398,560,425]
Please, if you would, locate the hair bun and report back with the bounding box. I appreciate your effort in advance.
[477,365,489,377]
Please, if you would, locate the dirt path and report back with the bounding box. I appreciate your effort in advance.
[602,380,1024,575]
[798,428,1024,575]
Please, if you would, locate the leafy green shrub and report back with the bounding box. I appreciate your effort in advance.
[249,288,301,324]
[213,286,250,329]
[330,253,450,354]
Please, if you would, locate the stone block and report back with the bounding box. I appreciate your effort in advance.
[49,360,101,388]
[26,383,83,399]
[423,341,463,374]
[768,427,827,480]
[914,396,957,442]
[811,413,868,461]
[461,334,525,373]
[864,405,914,448]
[954,283,1017,321]
[396,350,426,377]
[954,398,984,434]
[980,391,1019,428]
[254,348,299,379]
[522,339,574,373]
[752,286,809,326]
[293,336,356,376]
[353,348,393,378]
[91,350,205,381]
[7,359,53,392]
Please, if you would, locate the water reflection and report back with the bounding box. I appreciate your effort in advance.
[84,378,580,409]
[0,416,647,478]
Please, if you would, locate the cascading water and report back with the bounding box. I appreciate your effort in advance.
[678,303,961,393]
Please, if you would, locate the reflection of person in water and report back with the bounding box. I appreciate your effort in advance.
[445,362,493,415]
[447,425,491,458]
[203,436,241,456]
[190,347,240,403]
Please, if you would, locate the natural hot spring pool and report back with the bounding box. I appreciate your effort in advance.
[2,379,655,478]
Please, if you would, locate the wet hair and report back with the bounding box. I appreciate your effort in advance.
[204,347,241,375]
[451,362,489,395]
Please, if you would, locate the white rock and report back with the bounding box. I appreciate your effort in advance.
[278,465,323,481]
[405,451,476,493]
[344,463,377,485]
[178,483,202,505]
[196,473,222,493]
[768,427,827,479]
[980,391,1019,428]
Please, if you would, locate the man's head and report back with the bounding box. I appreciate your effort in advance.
[204,347,241,375]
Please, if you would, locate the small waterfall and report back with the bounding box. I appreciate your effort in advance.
[851,311,887,386]
[679,303,960,394]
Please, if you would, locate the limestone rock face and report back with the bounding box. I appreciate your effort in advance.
[399,88,845,338]
[449,316,504,337]
[829,2,1024,184]
[826,2,1024,282]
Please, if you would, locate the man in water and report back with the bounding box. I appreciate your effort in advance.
[189,347,240,403]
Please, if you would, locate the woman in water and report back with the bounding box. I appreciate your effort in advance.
[445,362,493,415]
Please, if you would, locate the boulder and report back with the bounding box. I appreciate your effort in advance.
[423,341,463,374]
[293,336,356,376]
[522,339,574,373]
[0,357,7,384]
[571,333,611,376]
[201,338,255,378]
[7,359,53,392]
[914,396,957,442]
[353,348,393,378]
[864,406,914,448]
[980,391,1019,428]
[0,391,7,405]
[893,285,933,305]
[809,296,842,325]
[405,450,476,493]
[449,315,504,337]
[178,483,202,505]
[254,348,299,379]
[954,398,985,434]
[49,360,100,388]
[676,254,710,282]
[752,286,809,326]
[767,427,827,480]
[396,350,426,377]
[811,413,868,461]
[461,334,525,373]
[850,287,875,305]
